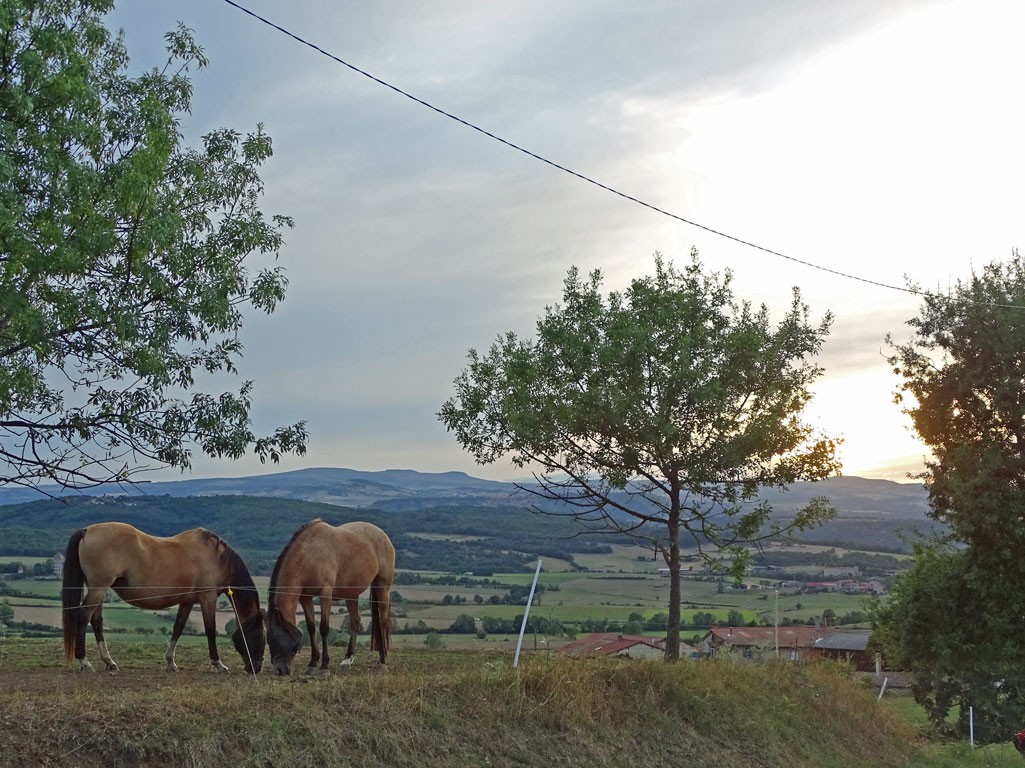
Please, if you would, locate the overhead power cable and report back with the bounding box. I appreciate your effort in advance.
[220,0,1025,310]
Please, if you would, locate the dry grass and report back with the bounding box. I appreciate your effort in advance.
[0,638,934,768]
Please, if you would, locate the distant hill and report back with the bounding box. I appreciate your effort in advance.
[0,467,523,509]
[0,467,930,517]
[0,469,940,564]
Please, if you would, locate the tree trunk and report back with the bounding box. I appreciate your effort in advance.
[664,504,682,661]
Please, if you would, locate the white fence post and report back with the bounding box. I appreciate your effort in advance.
[513,559,543,668]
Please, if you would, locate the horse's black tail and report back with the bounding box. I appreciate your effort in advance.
[370,586,392,656]
[62,528,87,663]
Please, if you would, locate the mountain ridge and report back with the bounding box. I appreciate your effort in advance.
[0,467,931,519]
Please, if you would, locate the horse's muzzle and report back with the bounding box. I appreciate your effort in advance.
[272,659,292,676]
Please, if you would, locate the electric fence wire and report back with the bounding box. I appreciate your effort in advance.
[218,0,1025,311]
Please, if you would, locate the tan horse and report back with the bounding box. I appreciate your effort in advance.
[62,522,265,674]
[266,519,395,676]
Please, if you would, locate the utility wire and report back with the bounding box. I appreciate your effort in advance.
[220,0,1025,310]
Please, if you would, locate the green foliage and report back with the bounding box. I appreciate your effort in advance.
[0,0,306,492]
[878,253,1025,742]
[423,631,444,649]
[440,250,840,658]
[0,494,608,574]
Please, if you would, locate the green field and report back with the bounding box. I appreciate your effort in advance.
[2,562,874,638]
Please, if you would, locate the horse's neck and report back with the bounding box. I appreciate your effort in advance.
[231,586,260,622]
[269,579,300,623]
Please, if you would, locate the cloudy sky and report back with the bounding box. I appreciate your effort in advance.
[107,0,1025,484]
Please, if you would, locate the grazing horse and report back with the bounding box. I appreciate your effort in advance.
[62,522,265,674]
[266,519,395,676]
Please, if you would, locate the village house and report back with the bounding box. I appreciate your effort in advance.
[558,633,695,660]
[698,626,833,662]
[808,631,878,673]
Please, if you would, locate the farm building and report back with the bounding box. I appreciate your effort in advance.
[809,631,877,672]
[558,633,685,660]
[699,626,833,661]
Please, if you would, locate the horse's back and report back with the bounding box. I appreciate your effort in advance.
[76,523,152,578]
[286,520,395,587]
[337,521,395,579]
[76,523,215,595]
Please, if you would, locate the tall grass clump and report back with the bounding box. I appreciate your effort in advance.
[0,640,932,767]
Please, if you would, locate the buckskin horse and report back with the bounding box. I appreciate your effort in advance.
[266,519,395,676]
[62,522,265,674]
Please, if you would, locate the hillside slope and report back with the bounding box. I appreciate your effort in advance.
[0,640,937,768]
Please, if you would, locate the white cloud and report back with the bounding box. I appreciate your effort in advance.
[104,0,1022,484]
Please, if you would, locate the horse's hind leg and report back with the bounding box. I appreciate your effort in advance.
[70,591,97,672]
[340,598,361,667]
[86,593,117,673]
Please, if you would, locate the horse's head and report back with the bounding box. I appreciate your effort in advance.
[232,609,267,675]
[266,607,303,676]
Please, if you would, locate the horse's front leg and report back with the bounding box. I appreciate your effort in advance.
[72,587,101,672]
[341,598,361,667]
[300,596,323,675]
[199,597,229,674]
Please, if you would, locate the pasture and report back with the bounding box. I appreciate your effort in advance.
[2,548,873,640]
[0,637,1017,767]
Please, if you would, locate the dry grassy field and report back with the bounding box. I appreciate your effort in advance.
[0,636,952,768]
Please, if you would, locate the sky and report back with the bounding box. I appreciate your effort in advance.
[104,0,1025,485]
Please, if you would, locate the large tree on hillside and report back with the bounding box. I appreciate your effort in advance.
[875,253,1025,740]
[439,251,840,660]
[0,0,307,493]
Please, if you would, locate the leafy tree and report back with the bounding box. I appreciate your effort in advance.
[447,613,477,634]
[877,253,1025,740]
[623,612,645,635]
[726,609,746,628]
[439,251,839,659]
[423,631,444,649]
[0,599,13,623]
[0,0,306,493]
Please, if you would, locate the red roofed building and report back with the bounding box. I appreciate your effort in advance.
[558,633,671,660]
[699,626,834,662]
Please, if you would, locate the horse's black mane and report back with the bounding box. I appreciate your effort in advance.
[268,519,322,610]
[199,528,259,615]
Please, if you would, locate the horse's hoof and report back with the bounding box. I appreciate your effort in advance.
[78,659,95,673]
[209,662,230,674]
[164,663,179,673]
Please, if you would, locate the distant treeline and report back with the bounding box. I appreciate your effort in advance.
[0,495,619,575]
[752,549,911,575]
[0,493,923,576]
[785,517,944,554]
